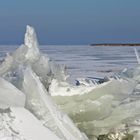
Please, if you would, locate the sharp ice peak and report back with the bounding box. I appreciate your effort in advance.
[24,25,39,49]
[24,25,40,60]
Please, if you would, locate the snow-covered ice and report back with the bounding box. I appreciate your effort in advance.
[0,77,25,108]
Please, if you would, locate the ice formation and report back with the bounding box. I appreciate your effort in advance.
[0,25,140,140]
[0,25,88,140]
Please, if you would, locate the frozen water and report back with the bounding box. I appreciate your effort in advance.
[0,25,88,140]
[0,25,140,140]
[22,67,87,140]
[0,107,61,140]
[0,45,139,82]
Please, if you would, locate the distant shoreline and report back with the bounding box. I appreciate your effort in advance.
[90,44,140,46]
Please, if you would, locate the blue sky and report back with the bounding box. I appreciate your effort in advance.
[0,0,140,44]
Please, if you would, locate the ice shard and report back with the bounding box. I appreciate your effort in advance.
[24,25,40,60]
[22,67,88,140]
[134,48,140,64]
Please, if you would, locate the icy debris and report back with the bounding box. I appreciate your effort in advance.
[49,79,95,96]
[50,62,69,82]
[50,75,136,139]
[0,25,68,89]
[76,78,99,86]
[22,67,88,140]
[50,49,140,139]
[51,78,135,101]
[1,25,140,140]
[98,132,133,140]
[0,25,88,140]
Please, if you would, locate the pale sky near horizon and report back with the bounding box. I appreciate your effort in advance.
[0,0,140,45]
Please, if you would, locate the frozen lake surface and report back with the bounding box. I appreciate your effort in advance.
[0,45,139,81]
